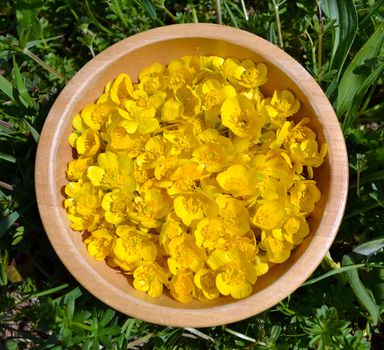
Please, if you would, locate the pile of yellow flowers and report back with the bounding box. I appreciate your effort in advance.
[64,55,327,302]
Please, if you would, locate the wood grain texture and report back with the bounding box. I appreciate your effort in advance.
[35,23,349,327]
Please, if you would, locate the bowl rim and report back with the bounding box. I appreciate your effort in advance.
[35,23,349,327]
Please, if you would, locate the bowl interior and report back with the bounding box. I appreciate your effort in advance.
[35,24,348,327]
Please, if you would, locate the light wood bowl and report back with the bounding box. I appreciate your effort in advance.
[35,24,348,327]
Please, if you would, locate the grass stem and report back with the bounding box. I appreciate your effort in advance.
[216,0,223,25]
[22,48,66,82]
[316,0,324,84]
[240,0,249,21]
[272,0,284,48]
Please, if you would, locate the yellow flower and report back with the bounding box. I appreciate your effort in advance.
[75,128,102,157]
[137,62,166,95]
[192,142,227,173]
[290,180,321,214]
[118,101,159,134]
[159,212,186,254]
[197,78,236,114]
[64,181,102,231]
[101,189,132,224]
[216,164,257,197]
[175,86,201,117]
[133,262,168,298]
[87,151,136,192]
[216,195,249,235]
[194,269,220,300]
[167,161,204,196]
[261,90,300,127]
[66,157,94,181]
[169,270,195,303]
[135,135,165,168]
[109,73,134,105]
[104,115,149,155]
[64,181,101,217]
[223,58,267,88]
[290,139,328,177]
[166,58,194,93]
[221,95,264,138]
[194,218,226,250]
[68,113,86,148]
[174,191,218,226]
[282,216,310,245]
[161,98,184,122]
[270,118,316,149]
[167,234,206,275]
[81,102,115,131]
[218,233,258,261]
[252,200,287,230]
[207,249,257,299]
[261,231,293,263]
[85,228,114,261]
[162,125,200,158]
[130,188,170,228]
[112,225,157,271]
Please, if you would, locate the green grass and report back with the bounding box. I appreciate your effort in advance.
[1,0,384,349]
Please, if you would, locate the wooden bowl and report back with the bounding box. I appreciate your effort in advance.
[35,24,348,327]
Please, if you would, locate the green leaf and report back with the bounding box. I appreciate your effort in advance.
[0,211,20,239]
[0,75,14,100]
[342,254,379,325]
[12,57,34,108]
[360,0,384,28]
[24,119,40,142]
[142,0,157,19]
[321,0,357,79]
[0,152,16,163]
[335,23,384,128]
[353,237,384,256]
[15,0,43,47]
[99,309,115,327]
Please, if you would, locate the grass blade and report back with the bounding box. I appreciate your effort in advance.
[0,75,15,100]
[353,237,384,256]
[360,0,384,28]
[12,57,34,108]
[0,152,16,163]
[321,0,357,80]
[0,211,20,239]
[342,254,379,325]
[335,23,384,125]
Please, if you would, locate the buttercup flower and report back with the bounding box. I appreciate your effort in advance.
[174,191,218,226]
[261,90,300,127]
[112,225,157,271]
[221,95,264,139]
[66,157,94,181]
[75,128,101,157]
[216,164,257,197]
[109,73,134,105]
[260,230,293,264]
[290,180,321,214]
[82,102,115,131]
[87,151,136,192]
[167,234,206,275]
[207,249,258,299]
[252,200,287,230]
[85,228,115,261]
[169,270,195,303]
[101,189,132,224]
[133,262,168,298]
[65,55,327,302]
[194,269,220,300]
